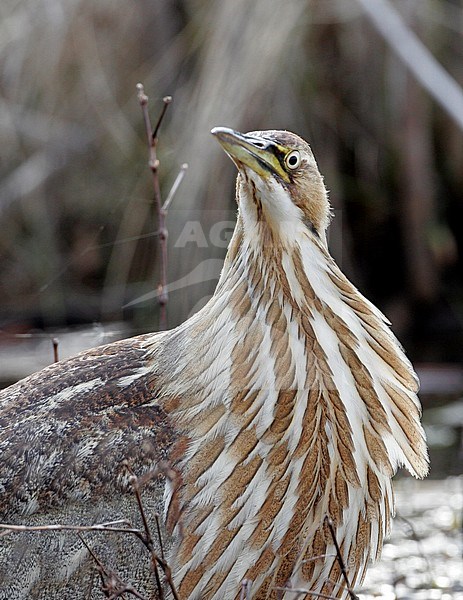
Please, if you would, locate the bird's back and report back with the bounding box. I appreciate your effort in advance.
[0,334,174,599]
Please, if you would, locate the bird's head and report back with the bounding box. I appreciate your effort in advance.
[211,127,331,246]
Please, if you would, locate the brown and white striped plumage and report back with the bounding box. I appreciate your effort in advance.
[0,128,428,599]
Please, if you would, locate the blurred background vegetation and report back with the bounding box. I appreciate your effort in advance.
[1,0,462,370]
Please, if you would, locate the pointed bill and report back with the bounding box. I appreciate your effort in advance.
[211,126,290,183]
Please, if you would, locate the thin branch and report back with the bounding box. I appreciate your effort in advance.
[273,586,338,600]
[396,513,434,580]
[300,553,337,565]
[126,473,164,600]
[136,85,175,331]
[155,514,165,562]
[0,465,181,600]
[0,520,139,537]
[52,337,59,362]
[136,84,153,145]
[163,163,188,212]
[325,517,359,600]
[78,535,148,600]
[152,96,172,142]
[89,230,162,249]
[123,465,181,600]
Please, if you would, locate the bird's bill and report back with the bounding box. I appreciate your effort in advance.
[211,127,289,183]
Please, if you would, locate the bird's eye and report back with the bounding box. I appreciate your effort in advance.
[284,150,301,170]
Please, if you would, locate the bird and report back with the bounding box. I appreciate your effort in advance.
[0,127,428,600]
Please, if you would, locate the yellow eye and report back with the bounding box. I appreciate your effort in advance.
[284,150,301,170]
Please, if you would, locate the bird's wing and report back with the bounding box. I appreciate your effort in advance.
[0,334,176,599]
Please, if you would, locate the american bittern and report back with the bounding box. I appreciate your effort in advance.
[0,128,428,599]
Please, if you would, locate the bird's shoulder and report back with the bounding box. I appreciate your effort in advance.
[0,333,154,416]
[0,333,179,520]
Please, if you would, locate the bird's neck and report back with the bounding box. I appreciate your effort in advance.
[157,208,424,481]
[213,211,332,319]
[153,208,426,597]
[161,211,343,433]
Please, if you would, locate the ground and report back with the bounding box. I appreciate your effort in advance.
[360,477,462,600]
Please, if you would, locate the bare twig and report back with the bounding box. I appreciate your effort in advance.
[0,519,138,537]
[0,464,182,600]
[52,337,59,362]
[325,517,359,600]
[136,85,186,331]
[152,96,172,142]
[300,553,337,565]
[123,464,181,600]
[273,586,338,600]
[126,471,164,600]
[155,514,165,562]
[163,163,188,212]
[79,535,148,600]
[396,513,434,580]
[136,84,153,145]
